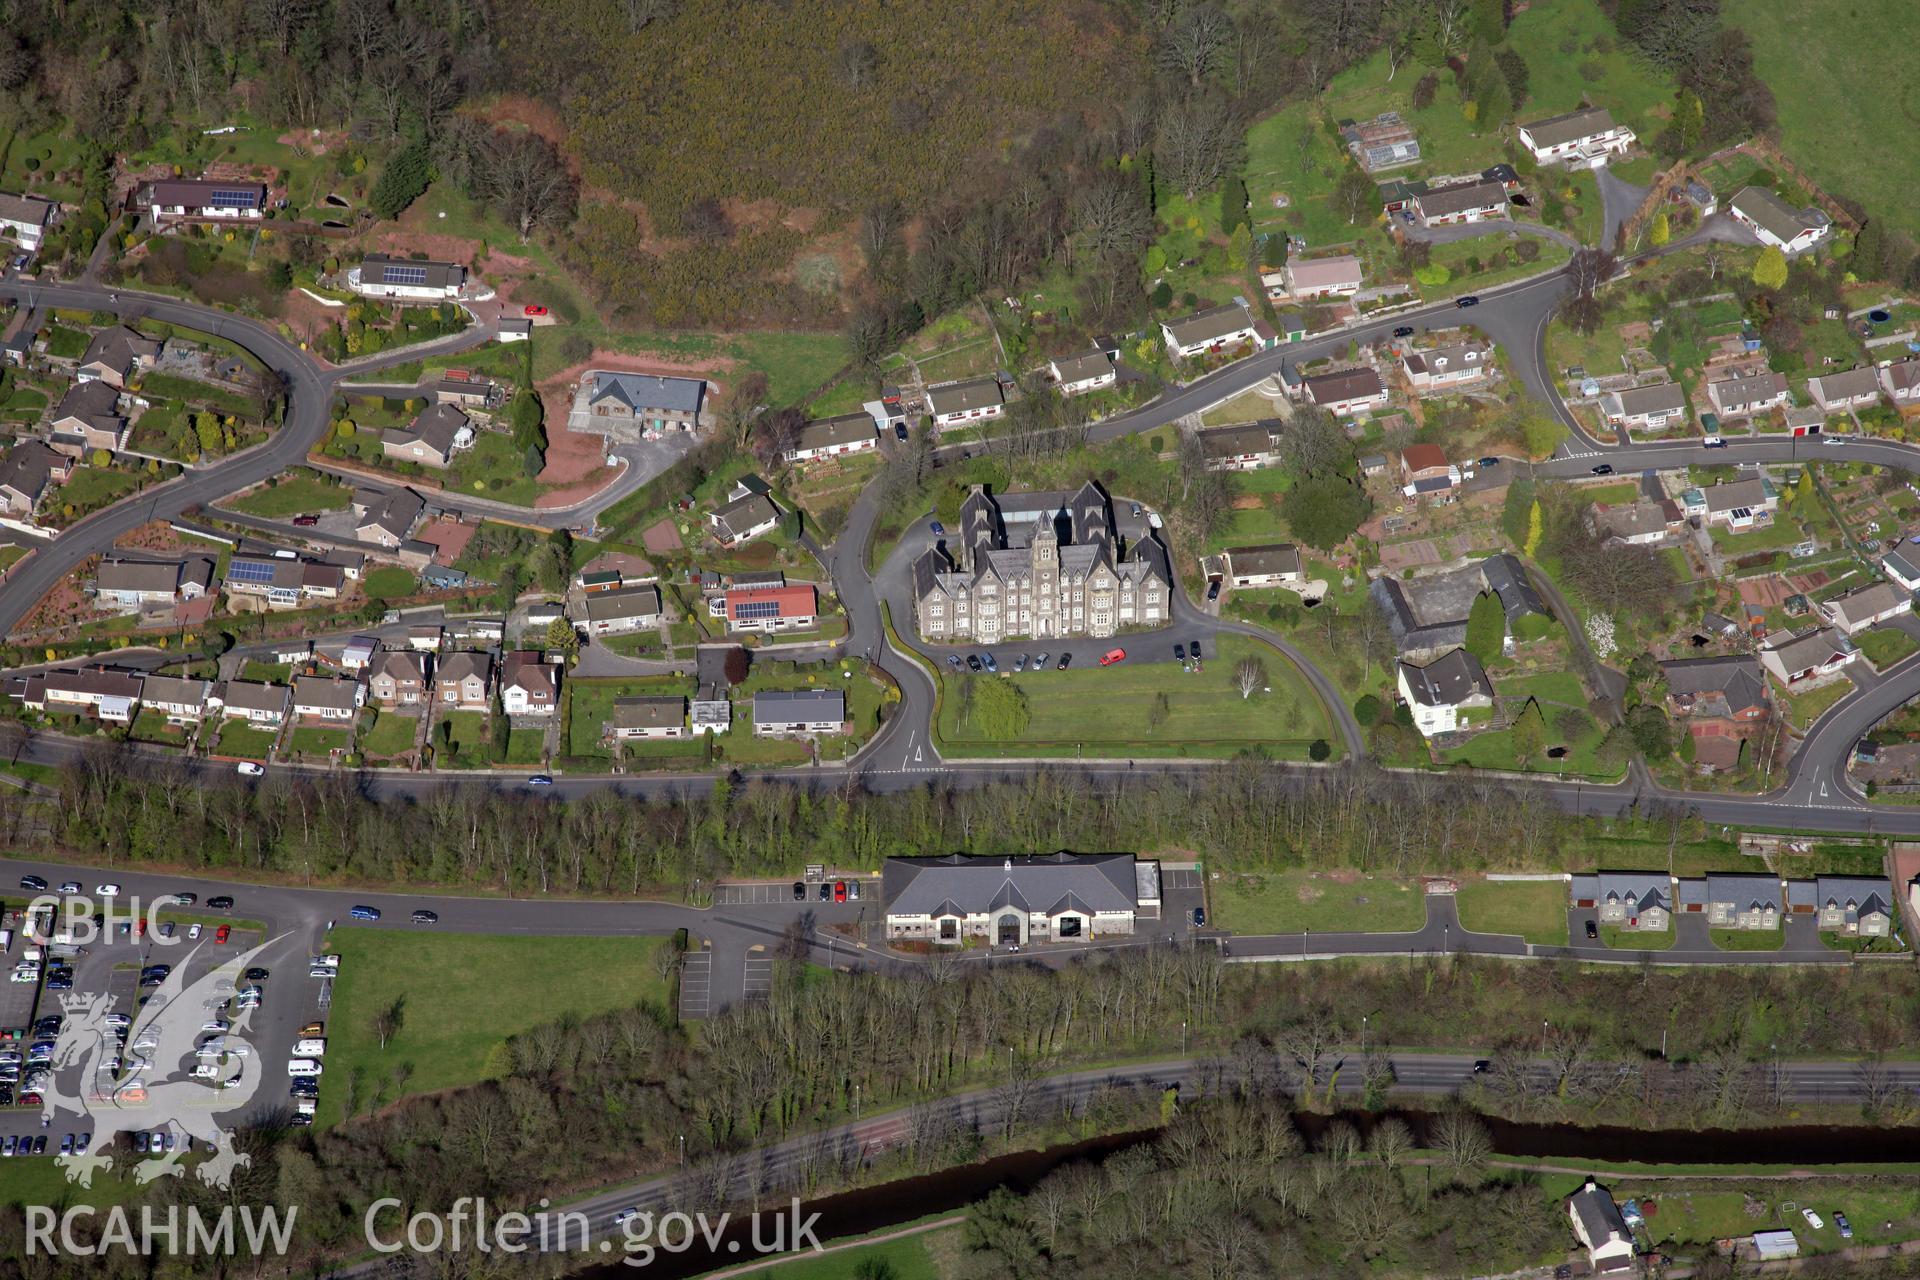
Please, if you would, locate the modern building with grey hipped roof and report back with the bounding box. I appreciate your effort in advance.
[882,851,1161,946]
[752,688,845,736]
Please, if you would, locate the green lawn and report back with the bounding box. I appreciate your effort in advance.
[211,721,279,759]
[1453,880,1569,947]
[935,633,1332,760]
[447,430,547,507]
[1210,871,1427,936]
[1708,518,1806,553]
[41,324,87,359]
[505,726,547,765]
[1727,0,1916,239]
[358,710,419,758]
[318,930,669,1129]
[1709,926,1785,952]
[362,566,417,600]
[138,372,261,418]
[230,470,350,518]
[1600,923,1675,951]
[433,710,489,766]
[1858,626,1920,671]
[738,1224,960,1280]
[52,466,141,517]
[1784,679,1853,732]
[240,660,293,683]
[287,725,351,758]
[1438,669,1615,778]
[1503,0,1677,145]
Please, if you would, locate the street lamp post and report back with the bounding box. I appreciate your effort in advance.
[1181,1020,1187,1057]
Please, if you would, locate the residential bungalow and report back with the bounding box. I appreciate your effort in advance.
[427,371,498,410]
[1160,301,1261,360]
[48,380,127,457]
[1048,350,1118,397]
[1303,367,1388,416]
[1881,358,1920,407]
[0,440,72,517]
[1807,367,1883,414]
[380,404,473,469]
[75,326,161,390]
[222,553,343,609]
[433,650,492,711]
[1519,106,1636,168]
[1402,342,1492,394]
[708,491,782,547]
[95,556,211,610]
[1601,383,1688,432]
[926,377,1006,429]
[1592,499,1684,546]
[1813,876,1895,936]
[1682,477,1778,530]
[726,583,817,633]
[691,682,731,734]
[1397,647,1495,738]
[1400,443,1462,501]
[292,675,363,722]
[1410,177,1507,227]
[753,688,845,737]
[1729,186,1832,255]
[1566,1178,1638,1275]
[139,675,212,724]
[1820,581,1912,636]
[352,487,426,548]
[1759,626,1857,687]
[786,413,878,464]
[610,695,687,741]
[1884,547,1920,593]
[1221,544,1303,589]
[35,668,143,722]
[1372,554,1548,659]
[0,193,58,249]
[1571,872,1673,931]
[366,649,430,707]
[144,179,267,225]
[1196,421,1283,472]
[882,851,1157,945]
[584,372,705,436]
[1707,371,1791,419]
[347,254,467,300]
[501,650,559,716]
[217,679,289,727]
[1705,873,1782,929]
[1279,254,1364,300]
[581,583,662,636]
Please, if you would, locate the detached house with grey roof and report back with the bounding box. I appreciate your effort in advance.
[1808,366,1883,414]
[882,851,1160,946]
[1730,186,1832,255]
[1410,177,1507,226]
[1601,382,1688,432]
[381,404,473,469]
[1812,876,1894,936]
[1519,106,1635,168]
[752,688,845,737]
[1570,872,1673,931]
[75,326,161,390]
[1048,349,1117,397]
[927,377,1006,429]
[1819,581,1911,636]
[1701,873,1782,930]
[348,254,468,300]
[0,192,59,249]
[580,583,662,635]
[786,412,879,463]
[583,371,705,440]
[1160,301,1262,359]
[1707,371,1791,419]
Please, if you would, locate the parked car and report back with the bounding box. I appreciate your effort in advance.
[1477,456,1500,468]
[214,925,230,945]
[95,884,121,897]
[929,521,944,536]
[523,304,549,317]
[58,881,80,894]
[208,897,234,911]
[848,881,861,901]
[1835,1212,1852,1239]
[1174,643,1186,662]
[1802,1209,1824,1230]
[17,876,44,892]
[1585,919,1598,940]
[187,924,201,941]
[348,906,381,922]
[833,881,847,903]
[292,515,319,527]
[1702,435,1727,448]
[1098,648,1126,666]
[527,775,554,787]
[981,652,998,673]
[1192,907,1205,927]
[1056,653,1072,669]
[818,882,832,902]
[1206,579,1221,601]
[1591,464,1615,475]
[1033,652,1050,667]
[1823,434,1848,446]
[300,1022,325,1037]
[244,967,270,981]
[171,892,196,907]
[1392,326,1415,338]
[1456,295,1480,307]
[946,655,963,670]
[791,882,805,901]
[966,654,982,672]
[1014,653,1028,672]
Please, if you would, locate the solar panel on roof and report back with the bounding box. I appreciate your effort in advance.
[734,600,782,620]
[208,189,258,209]
[383,264,429,285]
[226,559,277,584]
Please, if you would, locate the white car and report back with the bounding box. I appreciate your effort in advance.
[1802,1208,1825,1229]
[286,1059,322,1076]
[187,924,201,940]
[612,1207,640,1226]
[1822,435,1848,446]
[95,884,120,897]
[235,762,264,777]
[201,1019,230,1034]
[190,1063,222,1080]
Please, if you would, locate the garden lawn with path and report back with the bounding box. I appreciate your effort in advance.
[933,634,1332,760]
[1709,927,1785,952]
[1209,870,1427,936]
[287,725,351,759]
[230,470,351,518]
[212,722,279,759]
[433,710,489,767]
[316,930,668,1130]
[1601,923,1675,951]
[1453,880,1570,947]
[362,566,418,600]
[358,710,420,758]
[1858,626,1920,671]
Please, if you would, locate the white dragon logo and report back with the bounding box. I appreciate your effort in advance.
[42,936,283,1189]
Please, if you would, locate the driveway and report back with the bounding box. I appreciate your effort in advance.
[1595,167,1649,250]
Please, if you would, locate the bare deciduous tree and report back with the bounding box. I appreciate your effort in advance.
[1234,656,1267,700]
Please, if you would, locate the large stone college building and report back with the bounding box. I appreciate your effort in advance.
[910,482,1169,643]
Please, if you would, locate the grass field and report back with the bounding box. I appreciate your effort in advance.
[1453,880,1569,946]
[1709,926,1785,952]
[287,726,351,758]
[1727,0,1916,238]
[362,566,417,600]
[433,710,489,766]
[935,634,1332,759]
[318,931,669,1129]
[1209,870,1427,936]
[1601,923,1675,951]
[735,1223,962,1280]
[230,471,350,518]
[1784,679,1853,733]
[212,721,279,759]
[358,710,419,758]
[1859,626,1920,670]
[505,726,547,765]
